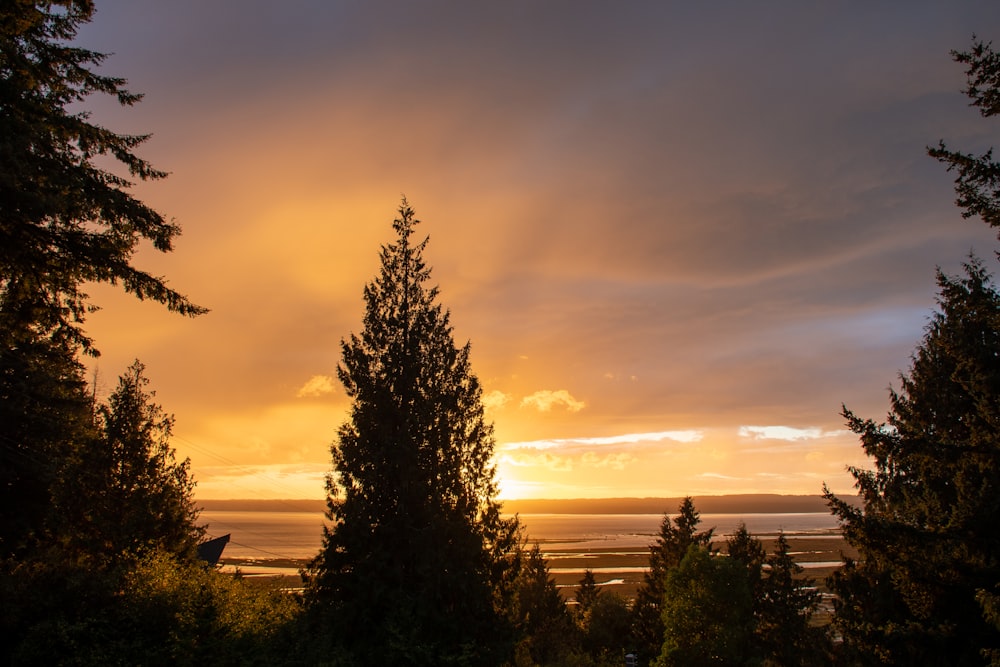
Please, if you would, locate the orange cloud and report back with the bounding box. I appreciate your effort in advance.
[520,389,585,412]
[738,425,847,441]
[297,375,337,398]
[482,389,510,411]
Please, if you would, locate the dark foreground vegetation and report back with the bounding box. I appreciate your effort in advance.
[3,2,1000,664]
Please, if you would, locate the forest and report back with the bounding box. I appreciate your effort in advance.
[2,2,1000,665]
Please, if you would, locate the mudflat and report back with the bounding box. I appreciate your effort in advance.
[547,534,856,600]
[221,533,854,600]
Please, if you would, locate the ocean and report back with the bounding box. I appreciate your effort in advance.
[201,510,841,562]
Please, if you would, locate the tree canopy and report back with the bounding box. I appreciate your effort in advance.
[306,200,520,664]
[826,257,1000,664]
[825,36,1000,665]
[929,39,1000,234]
[0,0,204,354]
[0,5,293,664]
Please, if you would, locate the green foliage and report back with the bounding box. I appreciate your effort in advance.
[306,200,520,664]
[632,497,714,663]
[633,503,823,666]
[5,551,299,666]
[657,545,754,667]
[723,526,828,666]
[929,39,1000,233]
[0,0,205,354]
[826,258,1000,664]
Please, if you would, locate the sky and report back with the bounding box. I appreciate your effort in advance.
[73,1,1000,501]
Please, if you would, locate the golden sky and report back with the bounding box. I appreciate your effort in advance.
[76,2,1000,500]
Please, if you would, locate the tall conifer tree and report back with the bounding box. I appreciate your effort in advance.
[756,533,825,665]
[631,497,714,664]
[827,37,1000,665]
[306,201,519,665]
[825,258,1000,664]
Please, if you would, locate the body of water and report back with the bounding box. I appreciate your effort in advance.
[201,510,841,562]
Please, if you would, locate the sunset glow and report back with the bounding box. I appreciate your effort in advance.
[76,2,1000,500]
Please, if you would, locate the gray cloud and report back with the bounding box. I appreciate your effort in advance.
[77,1,1000,496]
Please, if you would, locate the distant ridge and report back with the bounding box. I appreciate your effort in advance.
[198,494,849,515]
[501,494,841,515]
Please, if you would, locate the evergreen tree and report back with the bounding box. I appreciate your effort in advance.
[725,523,765,592]
[757,533,825,666]
[575,568,601,616]
[825,258,1000,664]
[306,200,520,665]
[0,0,205,354]
[0,287,94,558]
[1,0,204,578]
[631,497,714,664]
[54,360,203,567]
[723,523,767,665]
[929,38,1000,233]
[508,544,581,666]
[723,525,827,665]
[1,361,209,664]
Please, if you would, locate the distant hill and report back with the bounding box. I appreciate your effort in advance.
[198,494,853,515]
[500,494,848,515]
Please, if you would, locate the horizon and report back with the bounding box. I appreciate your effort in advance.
[195,493,848,516]
[75,2,1000,501]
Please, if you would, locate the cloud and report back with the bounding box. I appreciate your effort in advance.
[572,430,704,446]
[497,429,697,473]
[738,425,847,441]
[501,450,637,473]
[482,389,510,411]
[76,2,1000,500]
[698,472,745,481]
[520,389,586,412]
[297,375,337,398]
[502,430,703,452]
[499,452,574,472]
[580,452,637,470]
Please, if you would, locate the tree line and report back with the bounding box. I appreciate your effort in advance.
[3,2,1000,664]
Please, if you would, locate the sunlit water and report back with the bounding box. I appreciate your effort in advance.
[200,510,840,563]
